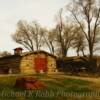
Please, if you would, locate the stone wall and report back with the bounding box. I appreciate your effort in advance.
[0,56,21,74]
[20,53,57,74]
[96,56,100,67]
[0,52,57,74]
[47,56,57,73]
[20,54,35,74]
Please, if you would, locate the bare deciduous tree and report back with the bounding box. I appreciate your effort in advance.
[43,29,57,54]
[72,26,86,56]
[12,20,45,51]
[55,8,76,57]
[67,0,100,59]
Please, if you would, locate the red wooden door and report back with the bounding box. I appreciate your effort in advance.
[34,57,47,72]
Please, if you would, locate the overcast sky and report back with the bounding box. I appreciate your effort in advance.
[0,0,70,52]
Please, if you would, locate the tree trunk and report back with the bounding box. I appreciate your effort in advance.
[50,41,54,54]
[77,51,79,56]
[89,43,93,60]
[76,48,79,56]
[62,48,67,58]
[82,49,85,57]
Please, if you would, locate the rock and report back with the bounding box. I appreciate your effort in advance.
[15,77,45,90]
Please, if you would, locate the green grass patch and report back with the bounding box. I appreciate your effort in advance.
[61,78,91,85]
[0,75,98,100]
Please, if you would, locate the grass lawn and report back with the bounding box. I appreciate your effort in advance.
[0,74,100,100]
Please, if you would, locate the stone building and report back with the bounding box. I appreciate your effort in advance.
[0,47,57,74]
